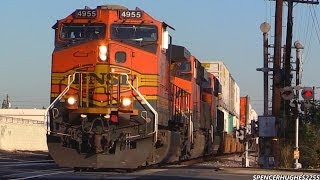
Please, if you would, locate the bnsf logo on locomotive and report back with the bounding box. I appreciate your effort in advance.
[74,73,129,86]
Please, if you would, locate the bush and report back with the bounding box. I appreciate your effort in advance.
[279,142,293,168]
[299,123,320,168]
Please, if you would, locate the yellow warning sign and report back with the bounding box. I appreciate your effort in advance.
[293,150,300,159]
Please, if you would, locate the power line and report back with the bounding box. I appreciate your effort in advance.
[309,5,320,46]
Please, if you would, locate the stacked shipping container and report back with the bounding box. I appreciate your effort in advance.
[240,96,258,127]
[201,61,240,134]
[201,60,258,154]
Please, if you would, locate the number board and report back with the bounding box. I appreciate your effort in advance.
[73,9,97,18]
[120,10,142,19]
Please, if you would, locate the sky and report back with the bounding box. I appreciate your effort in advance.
[0,1,319,114]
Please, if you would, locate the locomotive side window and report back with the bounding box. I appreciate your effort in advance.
[172,62,192,81]
[60,23,106,43]
[178,62,191,72]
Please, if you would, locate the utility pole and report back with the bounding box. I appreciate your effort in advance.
[272,0,283,168]
[284,0,293,88]
[283,0,294,135]
[272,0,283,123]
[1,94,10,109]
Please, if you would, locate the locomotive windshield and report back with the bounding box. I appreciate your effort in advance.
[60,23,106,43]
[111,24,157,41]
[111,24,158,53]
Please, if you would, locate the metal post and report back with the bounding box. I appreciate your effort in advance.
[259,22,272,168]
[263,31,269,116]
[294,115,301,169]
[243,124,250,167]
[294,41,303,169]
[245,140,249,167]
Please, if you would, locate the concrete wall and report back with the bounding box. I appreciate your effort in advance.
[0,109,48,152]
[0,109,46,121]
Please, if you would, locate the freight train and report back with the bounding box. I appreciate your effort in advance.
[46,4,243,169]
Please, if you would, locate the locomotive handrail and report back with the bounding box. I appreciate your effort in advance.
[189,115,194,143]
[44,73,77,133]
[180,111,193,143]
[120,73,159,142]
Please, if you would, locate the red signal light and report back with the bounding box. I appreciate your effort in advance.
[301,87,314,100]
[110,114,118,123]
[304,91,312,97]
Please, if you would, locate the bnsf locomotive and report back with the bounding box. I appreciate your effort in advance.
[47,5,224,169]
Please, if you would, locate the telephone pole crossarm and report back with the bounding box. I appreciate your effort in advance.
[290,0,318,4]
[269,0,319,4]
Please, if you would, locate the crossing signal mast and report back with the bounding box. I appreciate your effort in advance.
[279,85,315,169]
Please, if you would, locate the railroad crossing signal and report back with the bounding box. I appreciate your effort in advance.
[301,87,314,100]
[251,120,259,137]
[281,86,294,100]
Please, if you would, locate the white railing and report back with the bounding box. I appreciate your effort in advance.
[120,73,158,142]
[44,73,77,133]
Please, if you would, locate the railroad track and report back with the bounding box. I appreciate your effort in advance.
[0,151,260,179]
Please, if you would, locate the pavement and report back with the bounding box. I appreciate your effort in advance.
[198,153,320,175]
[220,167,320,175]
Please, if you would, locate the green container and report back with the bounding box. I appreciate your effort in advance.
[228,114,234,133]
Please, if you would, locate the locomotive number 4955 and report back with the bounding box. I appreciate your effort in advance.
[74,10,97,18]
[120,10,142,19]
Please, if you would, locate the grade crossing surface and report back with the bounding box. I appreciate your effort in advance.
[1,152,319,180]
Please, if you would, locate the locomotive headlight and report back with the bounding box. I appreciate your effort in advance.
[99,45,108,61]
[121,97,132,107]
[67,96,77,105]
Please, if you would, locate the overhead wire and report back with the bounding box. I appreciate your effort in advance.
[303,5,312,65]
[310,5,320,46]
[294,4,306,85]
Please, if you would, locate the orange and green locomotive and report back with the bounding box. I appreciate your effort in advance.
[47,5,218,169]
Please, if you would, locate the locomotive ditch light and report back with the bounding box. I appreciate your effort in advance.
[119,96,133,111]
[121,97,132,107]
[99,45,108,61]
[67,97,77,105]
[65,95,79,109]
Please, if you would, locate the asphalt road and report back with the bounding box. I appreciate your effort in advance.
[0,152,319,180]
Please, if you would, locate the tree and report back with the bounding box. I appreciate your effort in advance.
[298,100,320,168]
